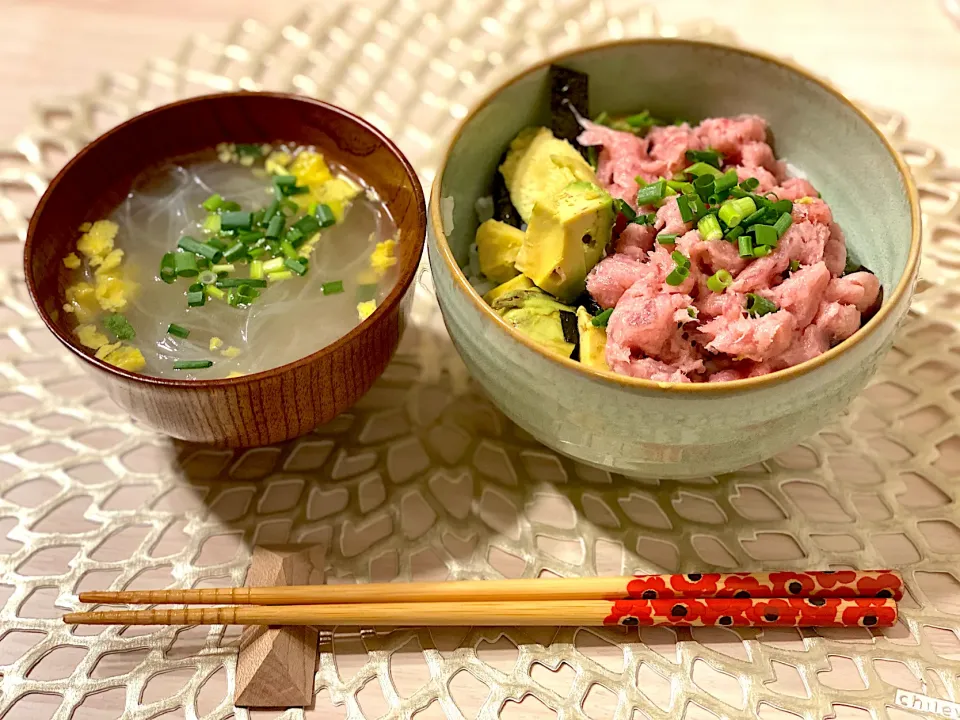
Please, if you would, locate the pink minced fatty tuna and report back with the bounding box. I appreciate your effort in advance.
[580,114,880,383]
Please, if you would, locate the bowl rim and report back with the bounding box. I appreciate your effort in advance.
[428,37,921,394]
[24,91,427,388]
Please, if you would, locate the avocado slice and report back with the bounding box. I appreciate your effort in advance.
[476,219,524,284]
[483,274,535,305]
[489,286,576,358]
[514,180,614,303]
[576,306,609,371]
[499,127,597,223]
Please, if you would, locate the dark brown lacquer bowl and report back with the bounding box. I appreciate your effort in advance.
[24,92,426,447]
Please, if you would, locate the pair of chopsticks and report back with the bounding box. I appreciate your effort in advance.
[63,570,903,629]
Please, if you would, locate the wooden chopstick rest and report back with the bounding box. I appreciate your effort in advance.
[234,545,326,709]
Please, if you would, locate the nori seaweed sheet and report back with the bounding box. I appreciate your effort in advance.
[492,152,522,228]
[549,64,589,159]
[560,310,579,345]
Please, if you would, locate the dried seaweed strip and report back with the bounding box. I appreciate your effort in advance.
[549,64,589,158]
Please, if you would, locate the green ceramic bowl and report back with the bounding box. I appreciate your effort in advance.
[427,39,920,479]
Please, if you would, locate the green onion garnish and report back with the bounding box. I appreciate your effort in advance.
[636,179,667,206]
[739,177,760,191]
[714,169,739,194]
[198,270,218,285]
[843,255,862,275]
[210,263,235,274]
[178,236,223,263]
[220,211,252,231]
[593,111,610,126]
[738,235,754,258]
[706,269,733,293]
[293,215,321,237]
[207,238,227,252]
[754,224,779,248]
[684,162,723,178]
[685,148,723,168]
[284,227,304,247]
[202,194,224,212]
[746,293,778,317]
[667,180,695,195]
[591,308,614,327]
[718,197,757,228]
[770,199,792,215]
[173,360,213,370]
[671,251,691,269]
[322,280,345,295]
[790,259,801,272]
[657,233,678,245]
[677,195,694,223]
[634,212,658,226]
[186,290,206,307]
[284,258,308,276]
[174,252,200,277]
[236,284,260,301]
[697,214,723,241]
[202,214,222,234]
[753,245,772,258]
[315,204,336,228]
[159,253,177,284]
[223,242,247,263]
[238,230,265,245]
[613,198,637,222]
[167,324,190,339]
[742,207,774,228]
[280,240,299,260]
[219,200,242,212]
[774,212,793,237]
[204,285,225,301]
[724,224,744,241]
[665,267,689,286]
[248,247,266,259]
[250,260,264,280]
[624,110,659,129]
[263,257,286,274]
[587,146,599,170]
[266,215,285,239]
[235,143,263,158]
[693,174,715,203]
[273,175,297,191]
[268,270,294,282]
[216,278,267,288]
[263,199,281,224]
[102,314,135,340]
[251,209,265,228]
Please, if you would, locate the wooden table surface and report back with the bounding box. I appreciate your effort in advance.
[0,1,957,719]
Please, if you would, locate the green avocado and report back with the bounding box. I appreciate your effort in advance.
[476,219,524,284]
[576,306,609,370]
[514,180,614,303]
[490,286,576,358]
[499,127,597,223]
[483,274,535,305]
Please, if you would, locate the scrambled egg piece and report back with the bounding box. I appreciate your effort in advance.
[289,151,332,186]
[94,341,122,360]
[63,253,81,269]
[370,238,398,277]
[65,283,100,323]
[796,197,814,204]
[102,345,146,372]
[226,371,245,378]
[75,324,109,350]
[209,337,223,351]
[95,249,124,275]
[357,300,377,321]
[311,177,360,221]
[77,220,118,263]
[94,273,134,312]
[221,346,241,359]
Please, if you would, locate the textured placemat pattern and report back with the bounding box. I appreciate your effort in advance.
[0,2,959,719]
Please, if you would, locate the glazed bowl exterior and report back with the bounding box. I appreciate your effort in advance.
[428,39,920,479]
[25,92,426,447]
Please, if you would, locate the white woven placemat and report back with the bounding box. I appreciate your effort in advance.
[1,2,959,719]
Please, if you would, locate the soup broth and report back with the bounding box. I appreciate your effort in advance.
[61,144,399,379]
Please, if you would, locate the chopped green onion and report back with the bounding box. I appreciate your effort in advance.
[186,290,206,307]
[790,259,801,272]
[188,282,204,293]
[284,258,308,276]
[268,270,294,282]
[657,233,678,245]
[102,314,135,340]
[280,240,299,259]
[280,199,299,215]
[210,263,235,274]
[688,194,708,221]
[685,148,723,168]
[671,250,690,268]
[724,224,744,240]
[235,143,263,158]
[287,185,309,196]
[613,198,637,222]
[739,177,760,191]
[693,174,715,202]
[753,245,772,258]
[220,211,252,231]
[238,230,265,245]
[266,215,285,239]
[247,247,266,259]
[273,174,297,191]
[706,269,733,293]
[591,308,614,327]
[773,213,793,238]
[203,214,222,233]
[178,236,223,262]
[742,207,774,228]
[251,210,265,228]
[754,224,779,247]
[322,280,345,295]
[198,270,218,285]
[263,199,281,224]
[204,285,225,300]
[167,324,190,339]
[667,180,695,195]
[687,307,698,319]
[684,162,723,178]
[636,179,667,206]
[718,197,757,228]
[222,242,247,263]
[843,255,862,275]
[769,199,793,215]
[746,293,778,317]
[698,214,723,241]
[677,195,694,223]
[593,111,610,126]
[250,260,264,280]
[216,278,267,288]
[159,253,177,284]
[293,215,321,237]
[634,212,657,226]
[665,266,689,286]
[202,194,224,211]
[263,257,286,274]
[284,227,304,247]
[587,146,599,170]
[219,200,242,212]
[207,237,227,252]
[738,235,754,258]
[714,169,739,193]
[624,110,658,129]
[173,360,213,370]
[174,252,200,277]
[236,284,260,301]
[307,201,318,216]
